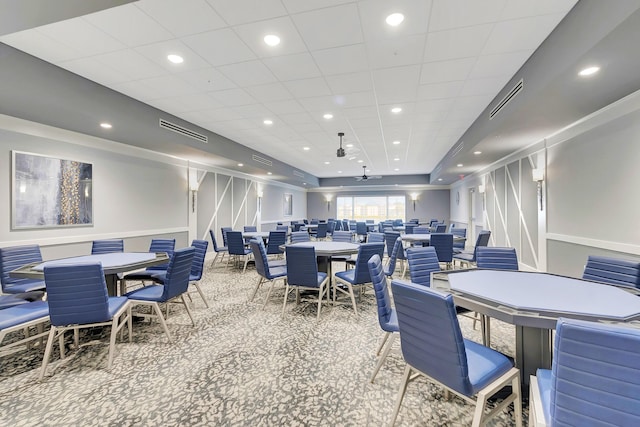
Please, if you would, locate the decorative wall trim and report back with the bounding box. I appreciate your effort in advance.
[547,233,640,256]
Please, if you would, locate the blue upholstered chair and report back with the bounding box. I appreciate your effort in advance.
[384,231,406,274]
[221,227,232,248]
[355,222,368,242]
[91,239,124,254]
[0,300,49,357]
[384,237,402,279]
[428,219,439,228]
[405,246,440,287]
[342,220,349,231]
[529,318,640,427]
[121,238,175,294]
[453,230,491,268]
[313,222,328,240]
[389,280,522,426]
[243,225,257,232]
[0,245,46,294]
[40,263,131,379]
[290,231,310,244]
[367,254,399,383]
[126,247,196,342]
[327,220,336,236]
[367,232,384,243]
[249,239,287,308]
[476,247,519,271]
[413,226,429,234]
[333,243,385,315]
[582,255,640,289]
[331,230,352,243]
[403,224,415,235]
[276,225,289,233]
[451,227,467,252]
[435,223,447,233]
[266,231,286,259]
[283,246,329,320]
[429,233,454,269]
[209,229,228,265]
[0,291,45,310]
[226,231,252,272]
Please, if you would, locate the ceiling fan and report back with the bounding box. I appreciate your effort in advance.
[355,165,382,181]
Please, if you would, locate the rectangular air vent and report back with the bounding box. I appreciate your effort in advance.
[252,154,273,167]
[159,119,208,143]
[293,170,305,178]
[489,79,523,120]
[451,141,464,158]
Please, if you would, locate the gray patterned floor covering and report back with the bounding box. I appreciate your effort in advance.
[0,258,526,426]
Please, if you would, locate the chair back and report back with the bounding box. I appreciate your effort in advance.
[189,239,209,280]
[549,318,640,425]
[406,246,440,287]
[44,263,110,325]
[384,231,404,260]
[429,219,439,228]
[161,247,196,300]
[250,239,269,279]
[476,247,518,271]
[221,227,232,246]
[429,233,454,263]
[0,245,43,291]
[414,227,429,234]
[243,225,257,232]
[276,225,289,232]
[227,231,248,255]
[404,224,415,234]
[385,237,402,277]
[435,223,447,233]
[147,238,175,271]
[209,229,224,252]
[310,219,319,225]
[290,231,310,243]
[356,222,367,236]
[332,231,353,243]
[266,231,286,255]
[367,232,384,243]
[285,246,320,287]
[469,231,491,261]
[367,254,395,330]
[451,228,467,249]
[327,220,336,235]
[291,223,302,232]
[393,219,403,226]
[342,220,350,231]
[582,255,640,289]
[334,220,342,231]
[315,223,328,238]
[351,243,385,284]
[391,280,475,397]
[91,239,124,254]
[409,218,419,224]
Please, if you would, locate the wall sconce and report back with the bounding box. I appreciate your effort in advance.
[478,184,485,194]
[257,190,263,212]
[325,194,333,211]
[410,193,419,211]
[532,168,544,211]
[189,183,198,213]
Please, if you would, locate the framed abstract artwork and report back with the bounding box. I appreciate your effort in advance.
[283,193,293,216]
[12,151,93,229]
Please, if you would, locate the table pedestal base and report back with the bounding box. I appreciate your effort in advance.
[515,326,552,391]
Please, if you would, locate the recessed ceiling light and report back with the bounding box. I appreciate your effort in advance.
[386,13,404,27]
[338,171,343,174]
[357,159,363,163]
[366,169,370,172]
[238,163,243,167]
[263,119,273,125]
[348,156,356,160]
[324,161,330,165]
[267,172,272,175]
[391,107,402,113]
[474,151,482,155]
[579,66,600,77]
[392,140,400,145]
[394,157,400,161]
[100,122,112,129]
[303,182,307,185]
[457,163,463,167]
[437,178,443,181]
[346,143,353,148]
[394,168,399,171]
[263,34,280,46]
[303,147,310,151]
[323,113,333,119]
[167,54,184,64]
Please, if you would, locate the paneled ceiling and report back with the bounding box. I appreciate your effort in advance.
[0,0,578,181]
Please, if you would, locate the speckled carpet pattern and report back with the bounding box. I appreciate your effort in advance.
[1,257,524,426]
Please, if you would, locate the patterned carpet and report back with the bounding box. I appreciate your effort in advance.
[0,257,525,426]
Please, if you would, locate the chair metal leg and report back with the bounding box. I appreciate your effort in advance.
[250,277,264,302]
[375,331,391,356]
[370,333,396,383]
[262,279,279,310]
[281,284,291,317]
[316,285,325,320]
[192,282,209,308]
[181,295,196,327]
[348,284,358,315]
[389,364,412,426]
[151,303,172,342]
[107,317,120,370]
[127,305,133,343]
[39,327,57,380]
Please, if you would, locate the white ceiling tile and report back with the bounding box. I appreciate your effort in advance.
[468,50,532,79]
[262,53,321,81]
[460,76,508,97]
[292,4,363,51]
[182,28,256,67]
[428,0,507,32]
[312,44,369,76]
[297,96,337,112]
[366,34,426,70]
[58,57,131,85]
[281,0,352,14]
[280,112,315,125]
[83,4,174,47]
[414,110,449,124]
[231,104,275,118]
[263,99,305,114]
[234,16,307,57]
[206,0,288,25]
[37,18,126,56]
[213,118,259,130]
[482,15,567,55]
[93,49,167,80]
[423,24,493,63]
[208,88,258,106]
[342,106,378,119]
[183,107,243,122]
[420,57,476,84]
[0,30,83,62]
[341,91,376,108]
[218,60,277,86]
[371,65,421,104]
[500,0,578,20]
[283,78,332,98]
[245,82,293,102]
[358,0,432,40]
[415,98,455,113]
[135,75,199,99]
[347,116,381,129]
[135,40,211,72]
[325,72,373,94]
[148,93,223,113]
[288,122,324,133]
[136,0,227,36]
[111,80,158,101]
[416,81,463,100]
[178,67,237,91]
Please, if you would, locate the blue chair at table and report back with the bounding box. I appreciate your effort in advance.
[0,291,44,310]
[91,239,124,254]
[221,227,233,249]
[334,243,385,315]
[121,238,175,294]
[40,263,131,379]
[355,222,368,242]
[290,231,310,244]
[126,247,196,342]
[342,220,350,231]
[313,222,328,240]
[327,220,336,236]
[389,280,522,426]
[451,227,467,252]
[582,255,640,289]
[226,231,252,272]
[283,246,329,320]
[243,225,257,232]
[367,254,399,383]
[0,244,46,294]
[453,230,491,268]
[405,246,440,287]
[249,239,287,308]
[435,223,447,233]
[384,231,406,275]
[367,232,384,243]
[384,237,402,280]
[209,229,228,266]
[404,224,415,235]
[429,233,454,269]
[276,225,289,233]
[529,318,640,427]
[0,300,49,358]
[333,220,342,231]
[266,231,287,260]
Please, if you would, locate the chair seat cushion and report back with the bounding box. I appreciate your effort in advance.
[536,368,552,424]
[453,252,474,262]
[269,259,287,267]
[0,301,49,330]
[291,272,327,288]
[216,246,228,252]
[464,338,514,395]
[380,308,399,333]
[0,291,45,310]
[268,266,287,278]
[107,296,129,317]
[335,269,356,284]
[3,280,46,294]
[125,284,165,302]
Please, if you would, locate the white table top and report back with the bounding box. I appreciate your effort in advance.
[286,241,359,256]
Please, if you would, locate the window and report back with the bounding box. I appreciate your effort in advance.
[336,196,405,221]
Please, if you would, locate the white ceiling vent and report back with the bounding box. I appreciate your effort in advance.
[252,154,273,167]
[159,119,208,143]
[489,79,523,120]
[451,141,464,157]
[293,170,305,178]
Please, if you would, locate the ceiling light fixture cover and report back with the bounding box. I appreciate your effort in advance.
[336,132,346,157]
[579,66,600,76]
[386,13,404,26]
[167,54,184,64]
[263,35,280,46]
